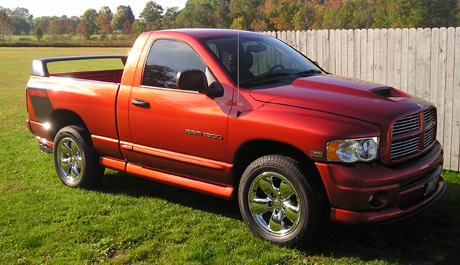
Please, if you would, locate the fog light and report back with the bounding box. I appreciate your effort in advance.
[368,191,389,209]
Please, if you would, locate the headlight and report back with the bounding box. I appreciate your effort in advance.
[327,137,379,163]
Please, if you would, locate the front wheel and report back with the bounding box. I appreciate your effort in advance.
[53,126,104,188]
[238,155,323,246]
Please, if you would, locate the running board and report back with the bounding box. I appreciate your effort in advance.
[125,163,234,200]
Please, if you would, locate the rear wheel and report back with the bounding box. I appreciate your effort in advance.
[238,155,323,246]
[53,126,104,188]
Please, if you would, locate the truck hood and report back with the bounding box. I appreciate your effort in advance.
[249,75,430,125]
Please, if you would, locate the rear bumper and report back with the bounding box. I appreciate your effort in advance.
[316,141,445,224]
[26,119,53,153]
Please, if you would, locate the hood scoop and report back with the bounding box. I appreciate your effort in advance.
[249,75,421,124]
[370,86,410,101]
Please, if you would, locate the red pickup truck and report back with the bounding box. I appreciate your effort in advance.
[26,29,445,246]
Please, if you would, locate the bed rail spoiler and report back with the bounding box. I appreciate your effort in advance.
[31,55,128,77]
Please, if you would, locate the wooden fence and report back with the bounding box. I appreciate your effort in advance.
[263,28,460,172]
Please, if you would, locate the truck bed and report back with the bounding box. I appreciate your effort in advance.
[51,69,124,83]
[31,55,127,82]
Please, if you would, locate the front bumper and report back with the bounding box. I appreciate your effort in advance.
[316,141,446,224]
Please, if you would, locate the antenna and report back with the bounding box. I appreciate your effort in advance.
[236,17,241,118]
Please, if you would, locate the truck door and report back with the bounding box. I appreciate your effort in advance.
[128,39,231,184]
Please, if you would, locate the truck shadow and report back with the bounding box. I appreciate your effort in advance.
[98,170,241,219]
[97,171,459,264]
[300,181,460,264]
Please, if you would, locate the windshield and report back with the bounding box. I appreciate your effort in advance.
[201,33,322,88]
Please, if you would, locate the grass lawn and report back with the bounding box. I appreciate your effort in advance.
[0,47,459,264]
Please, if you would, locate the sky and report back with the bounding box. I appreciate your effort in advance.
[1,0,187,18]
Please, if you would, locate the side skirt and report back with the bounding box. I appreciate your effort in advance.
[100,157,234,200]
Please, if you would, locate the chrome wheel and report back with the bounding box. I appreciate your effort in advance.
[53,126,104,188]
[239,155,324,246]
[248,172,301,236]
[56,137,84,185]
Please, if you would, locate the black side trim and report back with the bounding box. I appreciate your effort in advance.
[28,87,54,123]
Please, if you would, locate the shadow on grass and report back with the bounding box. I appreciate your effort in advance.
[301,181,460,264]
[96,170,460,264]
[97,170,241,220]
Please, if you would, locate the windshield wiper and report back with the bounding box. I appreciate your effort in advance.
[241,72,292,86]
[294,69,323,77]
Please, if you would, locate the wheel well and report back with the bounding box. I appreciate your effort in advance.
[232,140,323,193]
[49,110,88,140]
[232,140,330,215]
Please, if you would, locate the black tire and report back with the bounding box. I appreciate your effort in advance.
[53,126,104,188]
[238,155,324,246]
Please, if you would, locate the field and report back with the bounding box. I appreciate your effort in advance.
[1,34,134,48]
[1,47,459,264]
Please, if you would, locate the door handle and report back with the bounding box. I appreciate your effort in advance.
[132,99,150,108]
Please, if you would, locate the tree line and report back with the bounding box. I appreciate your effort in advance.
[1,0,459,42]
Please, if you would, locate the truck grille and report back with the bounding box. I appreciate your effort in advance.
[391,136,419,159]
[424,127,436,148]
[391,108,437,161]
[424,109,435,125]
[392,113,419,135]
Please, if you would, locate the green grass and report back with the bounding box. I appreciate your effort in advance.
[1,47,459,264]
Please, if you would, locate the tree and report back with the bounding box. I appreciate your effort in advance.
[96,6,113,39]
[458,1,460,26]
[349,0,375,29]
[176,0,221,28]
[230,16,246,29]
[161,7,179,29]
[290,2,316,30]
[11,17,30,35]
[0,10,14,42]
[122,20,132,35]
[326,0,375,29]
[132,20,146,38]
[10,7,30,19]
[310,3,327,29]
[8,7,32,35]
[76,18,91,40]
[32,16,56,34]
[265,0,305,31]
[48,19,62,39]
[424,0,458,27]
[322,3,341,29]
[112,5,135,31]
[140,1,164,30]
[35,22,46,35]
[63,18,76,39]
[374,0,425,28]
[229,0,264,30]
[34,26,43,41]
[81,9,98,35]
[213,0,231,28]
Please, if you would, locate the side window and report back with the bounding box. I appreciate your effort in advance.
[142,39,207,89]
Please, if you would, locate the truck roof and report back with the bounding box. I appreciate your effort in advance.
[152,28,265,39]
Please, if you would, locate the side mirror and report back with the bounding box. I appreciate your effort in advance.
[176,69,208,92]
[176,70,224,97]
